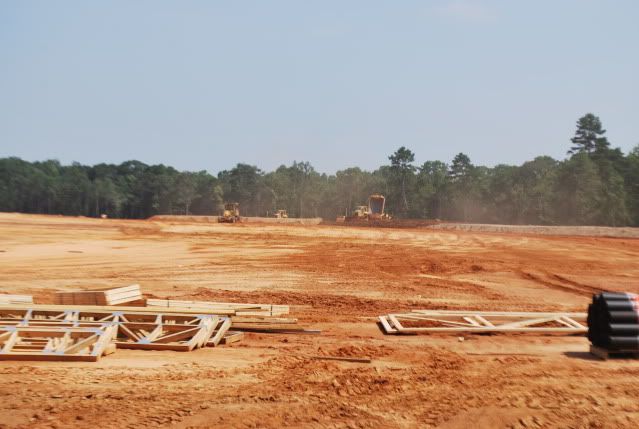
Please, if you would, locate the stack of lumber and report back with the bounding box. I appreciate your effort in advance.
[379,309,587,335]
[146,298,313,333]
[54,284,144,306]
[588,292,639,357]
[230,315,308,333]
[146,298,289,317]
[0,294,33,305]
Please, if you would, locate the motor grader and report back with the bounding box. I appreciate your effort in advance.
[218,202,241,223]
[336,194,391,222]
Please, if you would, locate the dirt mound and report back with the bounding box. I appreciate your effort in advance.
[324,218,442,228]
[432,223,639,238]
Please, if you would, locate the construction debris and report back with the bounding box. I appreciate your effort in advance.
[54,284,144,306]
[0,307,231,359]
[0,283,310,360]
[0,301,307,360]
[379,310,587,334]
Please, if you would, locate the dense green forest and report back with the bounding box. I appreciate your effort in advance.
[1,114,638,226]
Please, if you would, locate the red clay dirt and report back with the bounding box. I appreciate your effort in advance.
[1,213,639,428]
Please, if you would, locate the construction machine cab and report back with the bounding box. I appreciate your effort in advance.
[353,205,369,219]
[368,194,388,220]
[219,202,241,223]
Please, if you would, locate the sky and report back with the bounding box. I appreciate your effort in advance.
[1,1,638,174]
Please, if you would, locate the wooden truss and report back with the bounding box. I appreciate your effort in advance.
[0,303,306,334]
[0,325,118,361]
[114,313,228,351]
[379,310,587,335]
[0,308,233,359]
[0,294,33,305]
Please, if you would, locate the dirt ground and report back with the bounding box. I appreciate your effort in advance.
[1,213,639,429]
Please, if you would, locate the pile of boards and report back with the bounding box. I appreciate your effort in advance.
[54,284,144,306]
[0,285,306,362]
[588,292,639,358]
[379,309,587,334]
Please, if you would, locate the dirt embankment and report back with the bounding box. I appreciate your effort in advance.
[150,215,322,225]
[431,222,639,238]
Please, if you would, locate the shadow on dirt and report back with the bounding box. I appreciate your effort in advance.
[564,351,601,361]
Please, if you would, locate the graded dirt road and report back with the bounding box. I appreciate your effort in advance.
[1,213,639,429]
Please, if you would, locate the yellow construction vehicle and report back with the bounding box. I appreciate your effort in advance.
[336,194,391,222]
[274,210,288,219]
[352,205,369,219]
[218,202,241,223]
[367,194,391,220]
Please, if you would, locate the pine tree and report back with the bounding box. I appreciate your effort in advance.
[388,147,416,214]
[569,113,609,155]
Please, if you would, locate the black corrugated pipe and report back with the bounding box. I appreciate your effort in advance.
[588,292,639,351]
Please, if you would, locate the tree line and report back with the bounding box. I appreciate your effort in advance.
[1,113,638,226]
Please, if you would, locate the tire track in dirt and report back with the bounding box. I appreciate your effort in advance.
[518,271,607,297]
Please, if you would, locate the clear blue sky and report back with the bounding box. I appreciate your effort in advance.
[1,1,637,174]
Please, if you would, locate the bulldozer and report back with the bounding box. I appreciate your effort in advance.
[336,194,391,222]
[218,202,241,223]
[352,205,369,219]
[274,209,288,219]
[367,194,391,220]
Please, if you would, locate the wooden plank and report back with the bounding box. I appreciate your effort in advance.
[561,316,587,329]
[230,317,298,324]
[0,331,18,353]
[220,331,244,345]
[0,304,238,316]
[463,316,482,327]
[410,310,586,318]
[473,315,495,327]
[146,299,289,316]
[0,295,33,305]
[207,317,231,347]
[0,353,101,362]
[378,315,397,334]
[497,316,560,329]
